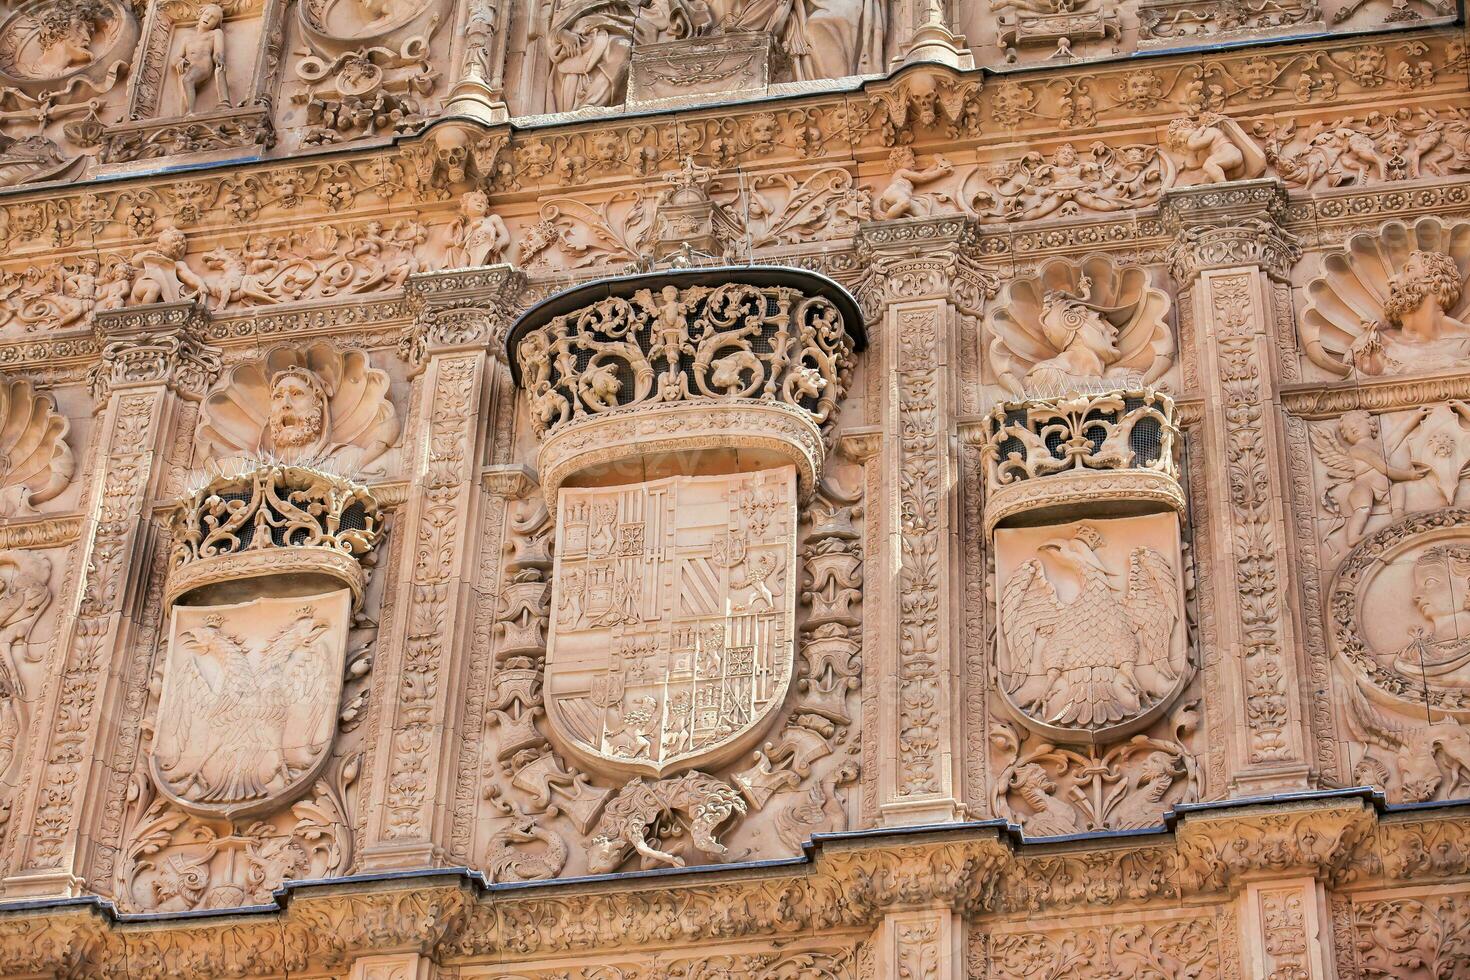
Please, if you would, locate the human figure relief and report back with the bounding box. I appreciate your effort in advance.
[175,4,231,114]
[1000,524,1182,732]
[1394,546,1470,688]
[1007,763,1082,838]
[128,228,207,305]
[0,550,51,772]
[874,147,954,220]
[1165,112,1268,186]
[446,190,512,268]
[546,9,635,111]
[1353,250,1470,376]
[1311,410,1429,550]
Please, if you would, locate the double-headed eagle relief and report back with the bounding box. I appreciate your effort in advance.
[546,468,796,778]
[996,516,1188,742]
[152,591,352,820]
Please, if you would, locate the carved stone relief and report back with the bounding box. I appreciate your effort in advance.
[0,375,74,516]
[195,341,401,472]
[985,254,1174,398]
[545,468,796,779]
[0,549,52,784]
[995,516,1191,745]
[1301,216,1470,379]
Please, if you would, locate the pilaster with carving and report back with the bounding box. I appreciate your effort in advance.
[360,271,516,869]
[1164,182,1313,795]
[2,303,219,898]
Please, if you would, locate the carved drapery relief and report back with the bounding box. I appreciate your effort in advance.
[985,254,1174,398]
[0,376,74,516]
[195,341,400,473]
[1302,216,1470,379]
[546,469,797,779]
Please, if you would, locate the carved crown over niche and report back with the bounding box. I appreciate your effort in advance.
[0,374,74,516]
[507,266,864,507]
[986,253,1174,399]
[195,341,400,474]
[1301,216,1470,379]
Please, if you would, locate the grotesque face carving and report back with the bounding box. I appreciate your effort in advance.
[268,369,328,453]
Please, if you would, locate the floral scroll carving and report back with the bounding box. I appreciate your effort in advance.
[0,375,74,516]
[986,254,1174,398]
[195,341,400,472]
[1302,216,1470,378]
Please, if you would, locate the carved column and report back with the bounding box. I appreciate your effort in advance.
[876,907,964,979]
[3,303,219,898]
[860,230,994,825]
[1163,181,1313,794]
[893,0,975,69]
[443,0,509,122]
[360,269,522,870]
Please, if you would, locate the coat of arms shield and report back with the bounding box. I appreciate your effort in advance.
[546,467,797,778]
[149,590,352,820]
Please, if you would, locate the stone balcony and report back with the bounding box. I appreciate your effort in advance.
[506,265,866,507]
[166,462,383,608]
[977,388,1183,533]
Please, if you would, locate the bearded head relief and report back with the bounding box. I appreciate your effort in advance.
[1383,250,1467,342]
[197,342,400,474]
[267,367,330,458]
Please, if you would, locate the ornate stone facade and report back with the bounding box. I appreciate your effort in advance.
[0,2,1465,977]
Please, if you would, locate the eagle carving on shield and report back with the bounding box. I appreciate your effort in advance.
[151,591,351,819]
[998,523,1185,739]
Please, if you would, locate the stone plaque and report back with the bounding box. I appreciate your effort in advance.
[995,514,1189,743]
[628,32,770,106]
[546,467,796,778]
[150,590,352,820]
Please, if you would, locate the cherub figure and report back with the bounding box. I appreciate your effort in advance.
[1311,409,1429,549]
[874,147,954,220]
[176,4,231,114]
[1165,112,1267,186]
[445,190,511,268]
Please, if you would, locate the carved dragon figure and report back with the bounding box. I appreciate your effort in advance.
[585,772,746,874]
[485,816,568,882]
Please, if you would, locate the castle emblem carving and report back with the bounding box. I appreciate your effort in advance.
[996,516,1189,743]
[546,468,796,779]
[150,590,353,820]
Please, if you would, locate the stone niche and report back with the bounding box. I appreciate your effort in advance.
[504,265,865,873]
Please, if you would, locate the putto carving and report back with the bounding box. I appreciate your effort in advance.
[1165,112,1269,186]
[0,375,74,516]
[995,517,1191,743]
[150,592,353,820]
[1301,217,1470,378]
[546,469,796,779]
[977,389,1183,532]
[508,267,863,505]
[986,254,1174,398]
[445,189,511,268]
[196,341,400,472]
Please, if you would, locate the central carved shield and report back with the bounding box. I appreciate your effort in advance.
[150,590,351,820]
[546,468,797,778]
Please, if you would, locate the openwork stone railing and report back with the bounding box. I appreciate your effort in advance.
[167,463,383,606]
[978,389,1182,531]
[508,266,865,504]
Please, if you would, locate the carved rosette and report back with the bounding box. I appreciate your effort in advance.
[508,266,865,508]
[977,389,1183,533]
[165,463,383,608]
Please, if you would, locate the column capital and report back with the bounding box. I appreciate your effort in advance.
[89,300,221,403]
[855,216,998,316]
[400,264,528,368]
[1161,179,1301,283]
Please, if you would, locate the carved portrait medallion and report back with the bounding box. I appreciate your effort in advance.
[0,0,136,94]
[149,590,352,820]
[545,467,796,779]
[1331,509,1470,715]
[298,0,444,45]
[995,514,1190,743]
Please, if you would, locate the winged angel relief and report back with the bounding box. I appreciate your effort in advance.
[997,519,1188,742]
[150,592,351,819]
